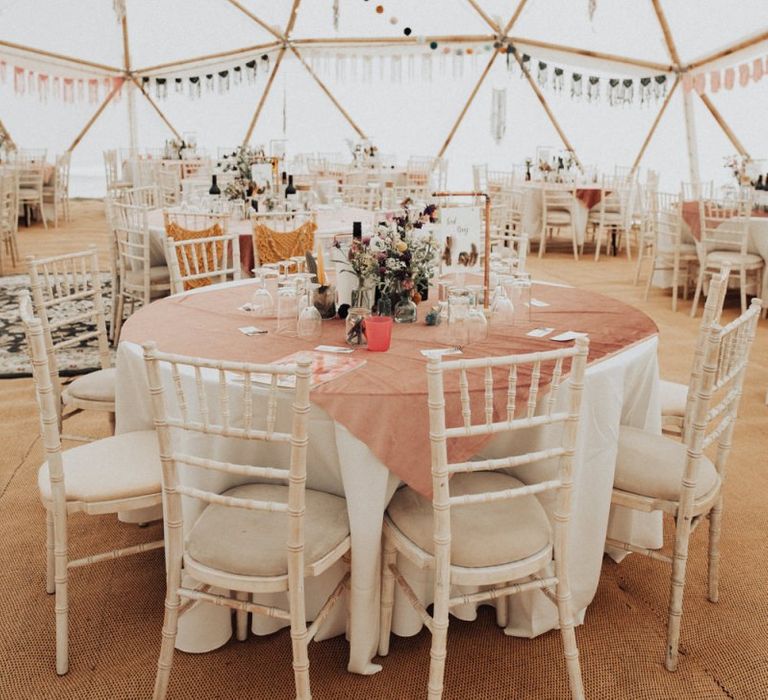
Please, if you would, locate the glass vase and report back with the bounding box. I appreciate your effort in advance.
[394,293,417,324]
[351,286,374,312]
[345,307,370,345]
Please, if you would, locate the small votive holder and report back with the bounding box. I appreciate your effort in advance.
[365,316,393,352]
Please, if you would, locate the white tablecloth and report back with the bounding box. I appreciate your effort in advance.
[114,281,661,673]
[519,184,595,245]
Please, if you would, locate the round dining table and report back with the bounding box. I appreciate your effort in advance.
[115,278,662,674]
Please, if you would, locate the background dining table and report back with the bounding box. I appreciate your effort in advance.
[115,277,662,674]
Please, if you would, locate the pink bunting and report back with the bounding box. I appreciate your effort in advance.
[710,70,721,93]
[682,73,694,92]
[693,73,706,95]
[13,66,25,94]
[753,58,764,82]
[63,78,74,103]
[738,63,750,86]
[724,67,735,90]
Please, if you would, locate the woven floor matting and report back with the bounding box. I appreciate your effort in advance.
[1,203,767,699]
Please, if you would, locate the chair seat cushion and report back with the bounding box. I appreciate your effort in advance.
[386,471,551,568]
[659,379,687,417]
[706,251,763,266]
[38,430,161,505]
[62,368,116,404]
[18,188,41,198]
[615,426,720,502]
[544,211,572,225]
[186,483,350,577]
[125,266,170,287]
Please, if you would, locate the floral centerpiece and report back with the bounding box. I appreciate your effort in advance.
[724,154,752,186]
[335,203,439,321]
[218,145,266,200]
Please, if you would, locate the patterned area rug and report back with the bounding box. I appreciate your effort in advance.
[0,273,114,378]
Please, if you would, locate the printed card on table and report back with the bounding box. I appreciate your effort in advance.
[251,351,366,389]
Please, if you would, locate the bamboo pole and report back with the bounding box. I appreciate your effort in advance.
[465,0,500,34]
[120,13,139,153]
[0,117,16,150]
[284,0,302,37]
[223,0,286,42]
[512,48,583,170]
[650,0,682,66]
[67,79,124,152]
[697,92,750,158]
[291,34,494,47]
[130,77,183,142]
[242,47,287,145]
[438,51,499,158]
[289,46,367,139]
[0,39,121,74]
[135,42,282,75]
[687,30,768,71]
[630,75,680,173]
[682,89,701,185]
[502,0,530,35]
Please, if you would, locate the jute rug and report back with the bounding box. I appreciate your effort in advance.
[1,204,767,698]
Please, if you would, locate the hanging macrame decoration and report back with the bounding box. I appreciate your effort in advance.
[363,55,373,82]
[205,74,214,93]
[13,66,25,95]
[407,54,415,81]
[490,87,506,144]
[63,78,75,103]
[189,76,201,98]
[155,77,168,99]
[553,67,564,93]
[175,77,184,93]
[607,78,619,105]
[53,77,61,100]
[350,54,358,81]
[571,73,582,99]
[233,66,242,85]
[639,77,652,104]
[520,53,531,76]
[586,75,600,102]
[38,74,50,102]
[588,0,597,21]
[113,0,126,22]
[261,54,270,73]
[217,70,229,94]
[653,74,667,99]
[537,61,548,87]
[333,0,340,31]
[391,54,402,82]
[622,78,634,104]
[505,45,515,72]
[421,54,432,82]
[453,50,464,79]
[245,60,257,84]
[335,54,346,81]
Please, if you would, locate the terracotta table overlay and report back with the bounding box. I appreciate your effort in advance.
[682,200,768,240]
[120,281,657,497]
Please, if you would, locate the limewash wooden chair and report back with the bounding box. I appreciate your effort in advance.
[143,345,351,700]
[606,298,761,672]
[18,292,163,675]
[379,339,589,700]
[27,247,116,436]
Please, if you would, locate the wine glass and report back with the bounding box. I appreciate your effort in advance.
[250,275,274,318]
[297,283,322,341]
[466,286,488,343]
[490,282,515,326]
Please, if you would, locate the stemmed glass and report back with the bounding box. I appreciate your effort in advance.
[297,283,323,340]
[466,285,488,343]
[250,274,275,318]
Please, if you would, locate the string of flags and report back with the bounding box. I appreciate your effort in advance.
[683,56,768,94]
[2,46,766,107]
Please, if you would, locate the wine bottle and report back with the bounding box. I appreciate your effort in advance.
[285,174,297,210]
[209,174,220,196]
[352,221,362,240]
[285,174,296,198]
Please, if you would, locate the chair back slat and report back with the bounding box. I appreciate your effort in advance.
[685,299,761,489]
[27,248,111,398]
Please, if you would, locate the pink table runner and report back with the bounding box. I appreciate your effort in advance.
[682,200,768,240]
[121,282,657,496]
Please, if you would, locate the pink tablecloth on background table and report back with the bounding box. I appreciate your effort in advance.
[681,200,768,240]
